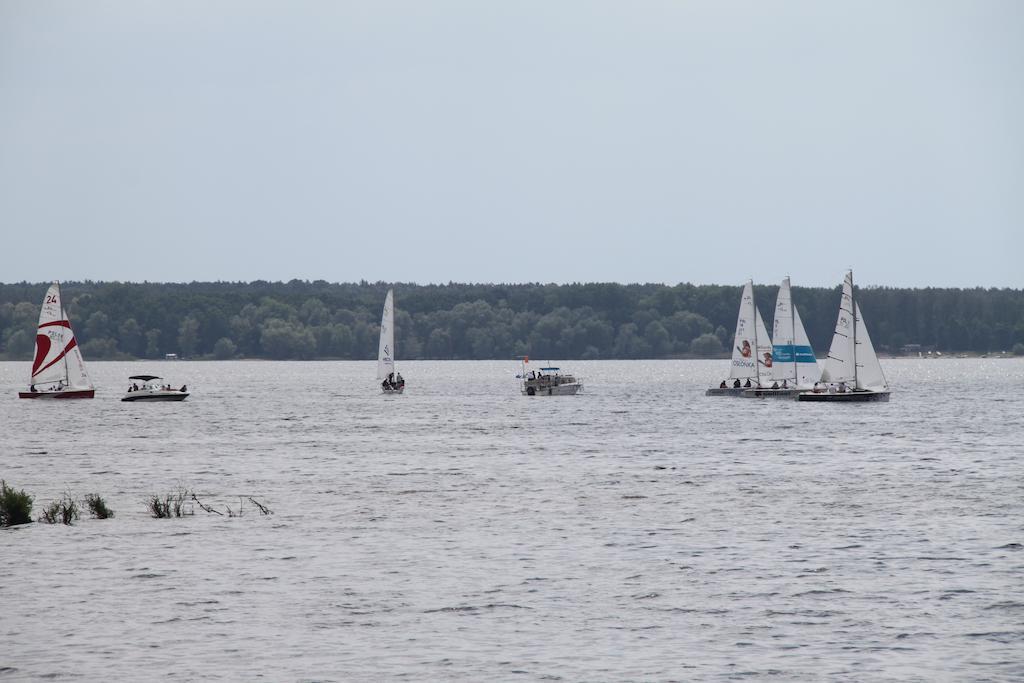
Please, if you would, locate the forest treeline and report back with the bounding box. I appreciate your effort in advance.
[0,280,1022,361]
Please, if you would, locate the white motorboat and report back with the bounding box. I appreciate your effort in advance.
[122,375,189,402]
[520,361,582,396]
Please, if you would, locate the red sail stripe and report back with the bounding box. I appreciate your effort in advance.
[39,320,72,329]
[31,334,52,376]
[32,337,78,379]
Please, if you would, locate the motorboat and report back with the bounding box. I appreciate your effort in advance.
[122,375,189,402]
[520,360,582,396]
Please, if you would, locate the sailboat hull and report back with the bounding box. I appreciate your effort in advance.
[705,387,747,396]
[381,386,405,395]
[18,389,95,399]
[797,390,890,403]
[742,388,806,398]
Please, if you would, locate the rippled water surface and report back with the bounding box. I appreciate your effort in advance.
[2,359,1023,681]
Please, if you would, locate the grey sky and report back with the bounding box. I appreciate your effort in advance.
[1,1,1021,287]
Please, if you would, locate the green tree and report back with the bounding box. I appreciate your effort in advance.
[178,316,200,357]
[118,318,144,357]
[212,337,237,359]
[145,329,162,358]
[84,311,111,342]
[644,320,672,357]
[690,333,724,357]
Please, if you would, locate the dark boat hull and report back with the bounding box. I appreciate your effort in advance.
[121,393,189,402]
[797,390,890,403]
[18,389,95,399]
[743,388,805,399]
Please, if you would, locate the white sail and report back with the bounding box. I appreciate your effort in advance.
[376,289,395,380]
[729,280,772,384]
[853,301,887,390]
[30,282,93,389]
[820,272,856,385]
[771,277,820,388]
[729,281,758,380]
[819,271,887,391]
[755,305,773,385]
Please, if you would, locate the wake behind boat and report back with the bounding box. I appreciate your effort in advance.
[18,281,95,399]
[707,280,772,396]
[798,270,890,403]
[122,375,189,402]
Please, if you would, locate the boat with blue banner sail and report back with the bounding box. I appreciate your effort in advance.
[798,270,890,402]
[519,357,582,396]
[744,276,820,398]
[706,280,772,396]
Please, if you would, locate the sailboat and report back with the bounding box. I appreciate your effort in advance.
[798,270,890,402]
[706,280,773,396]
[377,288,404,394]
[744,276,820,398]
[18,281,95,399]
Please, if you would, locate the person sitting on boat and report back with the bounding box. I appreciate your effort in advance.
[743,378,752,388]
[732,379,741,388]
[180,385,187,392]
[719,380,727,389]
[781,379,788,389]
[837,382,847,393]
[771,381,779,389]
[30,384,37,393]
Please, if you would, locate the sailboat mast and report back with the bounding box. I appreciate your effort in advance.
[392,292,397,375]
[751,280,760,386]
[850,271,858,388]
[58,281,70,386]
[790,280,797,385]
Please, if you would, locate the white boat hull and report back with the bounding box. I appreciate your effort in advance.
[381,386,405,395]
[522,382,581,396]
[705,387,747,396]
[122,390,189,402]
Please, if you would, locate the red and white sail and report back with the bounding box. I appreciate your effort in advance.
[30,282,93,390]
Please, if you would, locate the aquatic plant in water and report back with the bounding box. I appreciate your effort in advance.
[0,480,34,527]
[39,493,79,525]
[147,488,192,518]
[84,493,114,519]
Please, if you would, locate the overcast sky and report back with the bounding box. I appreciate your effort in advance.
[1,1,1021,288]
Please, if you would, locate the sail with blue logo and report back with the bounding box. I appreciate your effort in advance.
[771,277,820,389]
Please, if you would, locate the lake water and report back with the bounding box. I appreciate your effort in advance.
[1,359,1022,681]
